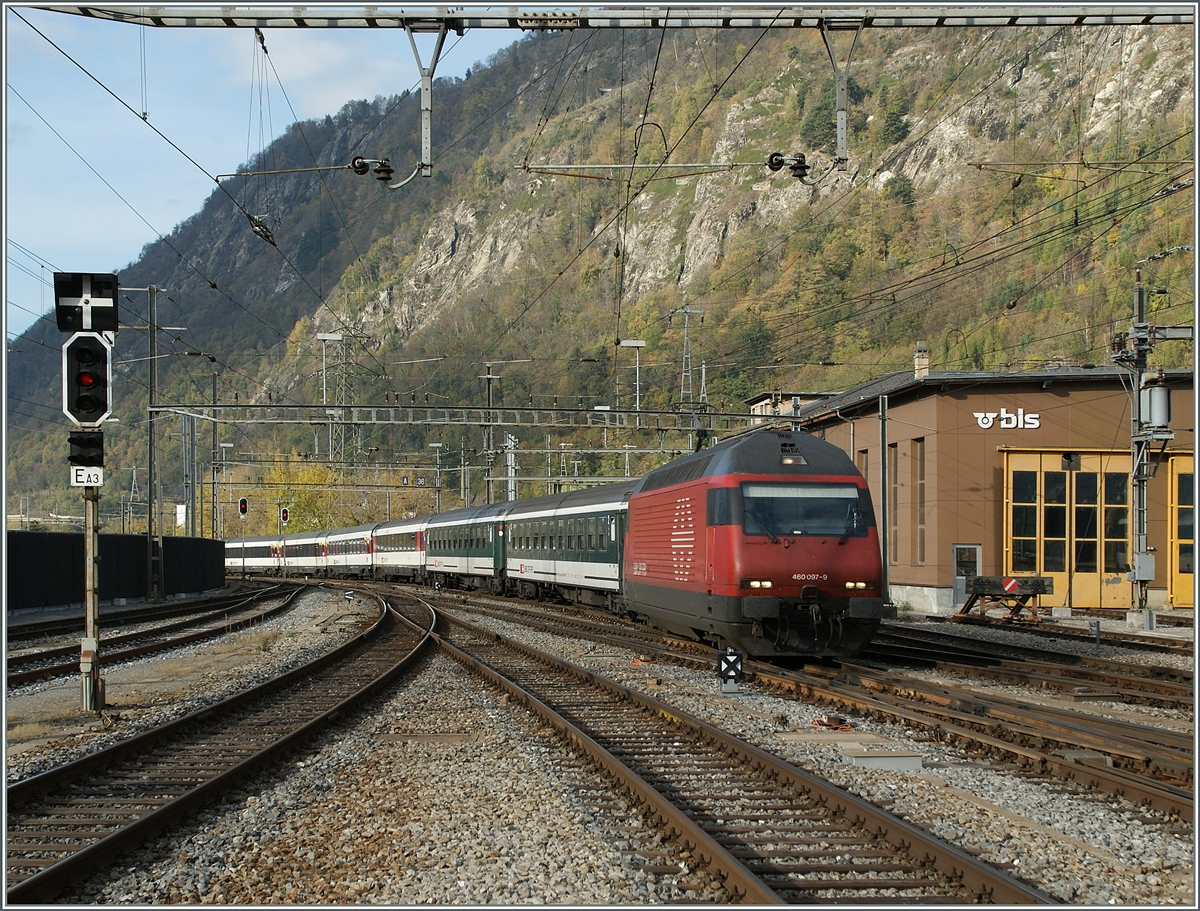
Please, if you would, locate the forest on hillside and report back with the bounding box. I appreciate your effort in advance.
[7,21,1193,533]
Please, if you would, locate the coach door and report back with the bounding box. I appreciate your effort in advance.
[1006,451,1130,609]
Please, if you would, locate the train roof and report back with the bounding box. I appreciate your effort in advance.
[424,501,511,528]
[324,523,379,539]
[503,479,638,520]
[373,515,427,534]
[633,429,857,494]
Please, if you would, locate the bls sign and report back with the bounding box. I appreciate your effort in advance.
[974,407,1041,430]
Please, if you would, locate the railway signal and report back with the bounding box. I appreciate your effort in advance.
[67,431,105,468]
[280,506,289,524]
[53,273,120,715]
[239,497,248,518]
[62,332,113,427]
[54,272,118,332]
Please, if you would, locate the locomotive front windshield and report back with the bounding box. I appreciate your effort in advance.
[742,483,867,538]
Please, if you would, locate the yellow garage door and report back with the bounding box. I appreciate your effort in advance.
[1168,455,1193,608]
[1005,451,1131,609]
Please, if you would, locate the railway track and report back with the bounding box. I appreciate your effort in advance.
[863,626,1193,706]
[944,614,1194,654]
[417,590,1193,817]
[6,587,305,687]
[5,592,435,904]
[433,607,1054,904]
[5,583,291,643]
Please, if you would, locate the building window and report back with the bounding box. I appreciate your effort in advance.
[1011,469,1039,572]
[1178,471,1193,573]
[912,438,926,565]
[887,443,898,565]
[1043,470,1067,573]
[856,449,868,478]
[1104,472,1128,574]
[1074,472,1099,573]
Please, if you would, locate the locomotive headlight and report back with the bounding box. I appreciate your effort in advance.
[744,579,773,589]
[845,581,869,590]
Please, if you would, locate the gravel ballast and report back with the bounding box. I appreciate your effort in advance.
[7,592,1194,904]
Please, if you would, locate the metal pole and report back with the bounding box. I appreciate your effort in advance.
[879,394,890,604]
[81,484,103,711]
[1130,272,1152,619]
[146,285,161,600]
[211,371,218,538]
[635,347,641,414]
[430,443,442,513]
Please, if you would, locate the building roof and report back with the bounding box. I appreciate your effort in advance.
[743,390,836,407]
[791,366,1194,425]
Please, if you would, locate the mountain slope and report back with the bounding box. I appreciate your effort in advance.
[7,23,1193,525]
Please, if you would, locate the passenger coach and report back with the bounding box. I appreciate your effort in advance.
[504,481,636,608]
[373,516,426,581]
[225,429,888,657]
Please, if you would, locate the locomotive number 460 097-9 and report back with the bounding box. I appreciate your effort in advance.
[792,573,828,581]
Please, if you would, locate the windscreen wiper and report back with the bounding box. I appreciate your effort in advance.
[746,510,779,544]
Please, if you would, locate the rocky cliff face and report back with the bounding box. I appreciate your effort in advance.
[346,24,1190,351]
[7,22,1192,513]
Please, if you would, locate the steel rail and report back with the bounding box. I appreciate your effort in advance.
[433,607,1055,904]
[864,641,1194,703]
[5,583,291,641]
[7,588,302,686]
[760,663,1195,818]
[5,591,435,903]
[422,591,1193,817]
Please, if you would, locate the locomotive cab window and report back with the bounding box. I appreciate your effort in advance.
[741,483,867,537]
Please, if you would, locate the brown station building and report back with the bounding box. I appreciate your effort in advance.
[778,356,1194,614]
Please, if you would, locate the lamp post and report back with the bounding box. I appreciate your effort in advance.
[429,443,442,513]
[317,333,342,406]
[619,339,646,423]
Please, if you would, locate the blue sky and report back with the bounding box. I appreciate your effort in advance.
[4,3,520,341]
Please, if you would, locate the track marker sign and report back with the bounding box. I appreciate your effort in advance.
[70,466,104,487]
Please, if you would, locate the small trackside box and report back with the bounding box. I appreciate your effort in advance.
[848,596,891,619]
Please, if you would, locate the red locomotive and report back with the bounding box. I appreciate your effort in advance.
[622,429,889,657]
